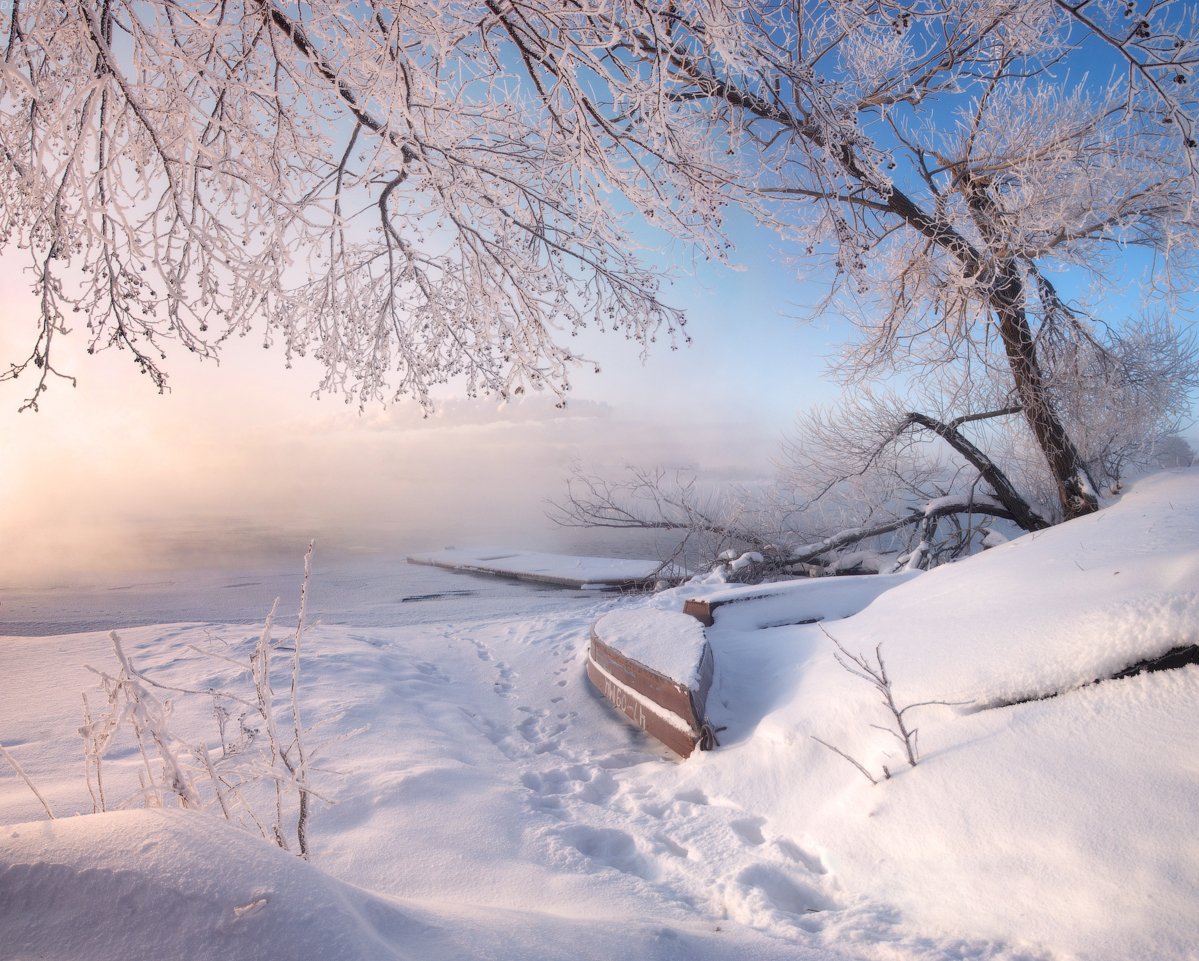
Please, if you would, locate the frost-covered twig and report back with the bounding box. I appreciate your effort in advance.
[251,598,288,850]
[282,540,313,858]
[820,626,968,772]
[73,548,330,857]
[0,742,56,819]
[810,736,883,787]
[98,632,202,809]
[823,629,920,768]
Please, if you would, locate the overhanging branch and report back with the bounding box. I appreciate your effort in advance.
[787,498,1029,568]
[897,412,1050,531]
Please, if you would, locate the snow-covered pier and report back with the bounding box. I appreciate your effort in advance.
[406,547,678,591]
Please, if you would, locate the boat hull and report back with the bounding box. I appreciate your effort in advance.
[585,624,715,758]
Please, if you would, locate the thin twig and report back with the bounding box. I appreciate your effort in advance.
[0,742,56,819]
[811,735,880,786]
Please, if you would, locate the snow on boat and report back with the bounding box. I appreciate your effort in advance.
[585,609,716,758]
[682,571,922,629]
[585,574,918,757]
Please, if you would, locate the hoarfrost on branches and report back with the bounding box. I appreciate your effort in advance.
[1,0,720,409]
[2,1,1196,521]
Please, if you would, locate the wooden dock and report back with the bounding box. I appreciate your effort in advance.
[407,548,681,591]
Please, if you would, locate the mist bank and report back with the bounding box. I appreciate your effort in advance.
[1,395,773,588]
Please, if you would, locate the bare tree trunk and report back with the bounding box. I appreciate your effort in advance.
[962,183,1100,521]
[989,271,1099,520]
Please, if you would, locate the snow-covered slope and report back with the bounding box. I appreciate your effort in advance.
[1,469,1196,961]
[669,467,1199,959]
[0,808,824,961]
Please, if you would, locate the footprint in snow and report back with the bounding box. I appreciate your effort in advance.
[520,763,618,810]
[730,816,767,847]
[414,660,448,681]
[458,709,521,762]
[554,825,653,880]
[728,863,839,932]
[651,832,690,860]
[773,838,828,875]
[515,710,568,754]
[518,712,545,743]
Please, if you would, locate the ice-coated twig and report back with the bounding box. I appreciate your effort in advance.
[810,736,883,787]
[0,742,56,819]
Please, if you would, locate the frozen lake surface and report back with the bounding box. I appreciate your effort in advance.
[0,551,611,637]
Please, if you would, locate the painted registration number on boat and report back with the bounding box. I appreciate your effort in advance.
[602,676,647,731]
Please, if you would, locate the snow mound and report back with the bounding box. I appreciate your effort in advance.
[0,809,837,961]
[672,468,1199,960]
[831,469,1199,706]
[0,809,419,961]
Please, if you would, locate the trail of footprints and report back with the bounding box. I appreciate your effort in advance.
[459,615,843,940]
[536,775,841,935]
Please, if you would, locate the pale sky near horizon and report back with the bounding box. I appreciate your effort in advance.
[0,227,847,586]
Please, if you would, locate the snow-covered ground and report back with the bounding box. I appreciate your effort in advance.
[2,469,1197,961]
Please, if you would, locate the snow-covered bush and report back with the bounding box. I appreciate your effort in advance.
[77,547,322,857]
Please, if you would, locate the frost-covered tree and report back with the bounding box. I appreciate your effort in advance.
[1050,314,1199,492]
[590,0,1199,520]
[0,0,701,409]
[554,325,1197,574]
[3,1,1196,523]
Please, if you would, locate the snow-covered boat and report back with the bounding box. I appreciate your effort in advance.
[585,609,716,758]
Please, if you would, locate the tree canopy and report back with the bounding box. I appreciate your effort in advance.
[3,1,1197,519]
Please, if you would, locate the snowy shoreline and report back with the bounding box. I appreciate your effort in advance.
[3,469,1197,961]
